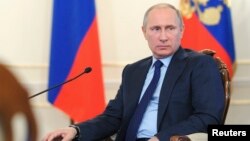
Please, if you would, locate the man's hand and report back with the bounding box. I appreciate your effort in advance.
[42,127,77,141]
[148,136,160,141]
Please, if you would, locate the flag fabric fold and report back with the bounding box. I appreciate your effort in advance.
[48,0,105,122]
[180,0,236,78]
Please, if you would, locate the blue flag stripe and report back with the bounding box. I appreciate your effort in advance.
[204,2,235,62]
[48,0,96,102]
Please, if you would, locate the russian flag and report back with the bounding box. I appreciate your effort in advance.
[48,0,105,122]
[180,0,236,78]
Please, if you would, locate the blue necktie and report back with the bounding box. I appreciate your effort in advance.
[125,60,163,141]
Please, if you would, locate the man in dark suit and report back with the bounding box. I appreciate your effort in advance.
[43,3,224,141]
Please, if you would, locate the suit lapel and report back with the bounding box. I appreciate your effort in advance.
[157,47,189,128]
[125,58,152,121]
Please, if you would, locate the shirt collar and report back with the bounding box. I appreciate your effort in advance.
[151,56,173,68]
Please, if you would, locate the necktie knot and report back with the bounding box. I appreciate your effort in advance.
[154,60,163,69]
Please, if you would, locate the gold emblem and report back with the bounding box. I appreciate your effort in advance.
[180,0,229,25]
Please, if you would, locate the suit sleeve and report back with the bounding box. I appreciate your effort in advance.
[76,65,130,141]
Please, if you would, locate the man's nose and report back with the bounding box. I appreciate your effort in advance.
[159,30,168,41]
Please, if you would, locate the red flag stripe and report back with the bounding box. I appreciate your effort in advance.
[54,18,105,122]
[182,14,233,77]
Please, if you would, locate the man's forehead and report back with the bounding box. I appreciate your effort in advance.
[149,7,176,15]
[146,8,180,26]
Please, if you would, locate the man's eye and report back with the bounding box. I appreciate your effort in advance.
[152,27,160,31]
[167,26,176,31]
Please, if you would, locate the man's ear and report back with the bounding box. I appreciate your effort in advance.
[142,26,147,39]
[180,25,185,39]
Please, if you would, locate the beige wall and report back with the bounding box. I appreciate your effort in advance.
[0,0,249,139]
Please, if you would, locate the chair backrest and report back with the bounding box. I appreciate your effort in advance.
[0,63,37,141]
[199,49,231,124]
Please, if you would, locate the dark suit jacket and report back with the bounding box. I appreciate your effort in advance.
[77,47,225,141]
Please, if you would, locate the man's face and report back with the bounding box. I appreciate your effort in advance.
[142,7,184,59]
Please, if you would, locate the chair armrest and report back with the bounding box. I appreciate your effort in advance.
[170,133,207,141]
[186,133,207,141]
[170,135,191,141]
